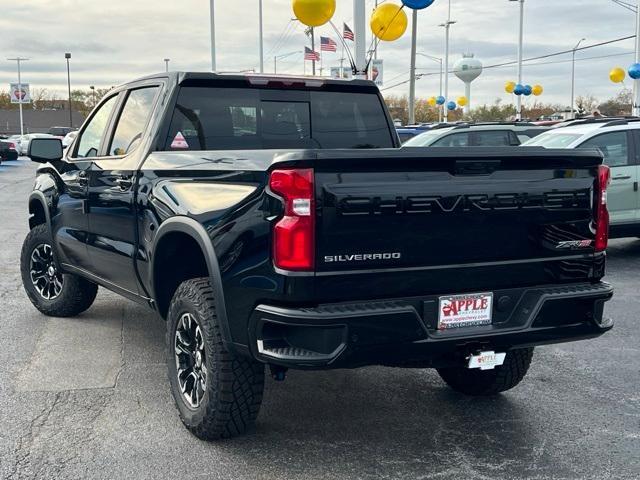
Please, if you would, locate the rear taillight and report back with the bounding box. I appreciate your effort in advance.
[9,142,15,149]
[594,165,611,252]
[269,168,315,271]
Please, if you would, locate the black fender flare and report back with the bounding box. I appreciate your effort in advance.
[27,191,61,267]
[151,216,232,346]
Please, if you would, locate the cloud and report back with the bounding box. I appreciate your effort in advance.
[0,0,636,108]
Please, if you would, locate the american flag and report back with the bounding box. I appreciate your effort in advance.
[304,47,320,61]
[320,36,337,52]
[343,23,354,41]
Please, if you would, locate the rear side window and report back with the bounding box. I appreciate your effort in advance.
[163,87,393,150]
[473,130,513,146]
[109,87,159,156]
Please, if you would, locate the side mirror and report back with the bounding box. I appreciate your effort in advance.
[28,138,63,163]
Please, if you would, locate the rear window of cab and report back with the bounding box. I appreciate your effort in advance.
[164,87,394,150]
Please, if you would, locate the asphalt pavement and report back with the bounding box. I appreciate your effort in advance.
[0,158,638,480]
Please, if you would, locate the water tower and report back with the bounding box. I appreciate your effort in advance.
[453,53,483,114]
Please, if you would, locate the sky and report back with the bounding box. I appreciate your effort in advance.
[0,0,637,109]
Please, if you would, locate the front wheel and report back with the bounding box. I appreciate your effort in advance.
[20,224,98,317]
[166,278,264,440]
[437,348,534,396]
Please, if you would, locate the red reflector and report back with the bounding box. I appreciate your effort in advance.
[269,169,314,271]
[594,165,610,252]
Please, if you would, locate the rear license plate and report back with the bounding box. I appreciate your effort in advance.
[438,292,493,330]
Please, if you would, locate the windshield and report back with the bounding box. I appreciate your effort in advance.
[403,128,454,147]
[163,87,394,150]
[521,132,581,148]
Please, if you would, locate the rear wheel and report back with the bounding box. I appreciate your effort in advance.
[20,224,98,317]
[166,278,264,440]
[437,348,534,396]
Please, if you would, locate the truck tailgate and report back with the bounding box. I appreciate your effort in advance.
[314,148,604,288]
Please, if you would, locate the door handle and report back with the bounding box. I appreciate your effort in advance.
[612,175,632,180]
[115,176,133,190]
[77,171,88,186]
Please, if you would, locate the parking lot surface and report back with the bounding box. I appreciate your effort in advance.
[0,159,638,480]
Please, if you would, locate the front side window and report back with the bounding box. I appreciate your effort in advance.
[164,86,394,150]
[579,131,629,167]
[75,95,118,158]
[109,87,159,156]
[432,132,469,147]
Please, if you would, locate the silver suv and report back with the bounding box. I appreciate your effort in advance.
[403,123,548,148]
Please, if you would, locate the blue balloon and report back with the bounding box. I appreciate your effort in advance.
[629,63,640,80]
[447,101,457,111]
[402,0,436,9]
[513,84,525,96]
[523,85,533,96]
[436,95,446,105]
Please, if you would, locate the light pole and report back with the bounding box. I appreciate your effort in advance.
[164,58,170,72]
[7,57,28,137]
[274,51,302,73]
[417,53,443,122]
[65,53,72,128]
[439,0,456,123]
[408,9,418,124]
[634,0,640,116]
[570,38,585,119]
[209,0,216,71]
[509,0,525,121]
[90,85,96,107]
[353,0,367,78]
[259,0,264,73]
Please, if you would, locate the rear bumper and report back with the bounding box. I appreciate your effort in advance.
[249,282,614,369]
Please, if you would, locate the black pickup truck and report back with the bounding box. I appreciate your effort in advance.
[21,72,613,440]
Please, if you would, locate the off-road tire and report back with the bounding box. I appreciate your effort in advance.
[166,277,264,440]
[437,348,534,396]
[20,224,98,317]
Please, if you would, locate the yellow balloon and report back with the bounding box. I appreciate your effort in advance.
[610,67,626,84]
[457,96,468,107]
[505,81,516,94]
[532,84,544,96]
[428,96,437,106]
[292,0,336,27]
[370,3,408,42]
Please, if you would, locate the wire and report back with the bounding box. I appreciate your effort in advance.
[381,34,637,91]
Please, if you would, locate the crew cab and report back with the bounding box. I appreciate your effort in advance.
[22,72,613,440]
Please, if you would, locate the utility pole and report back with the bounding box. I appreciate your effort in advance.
[210,0,216,71]
[354,0,367,78]
[418,53,443,122]
[408,9,418,124]
[7,57,28,137]
[259,0,264,73]
[570,38,585,119]
[164,58,170,72]
[373,0,379,60]
[439,0,455,123]
[65,53,72,128]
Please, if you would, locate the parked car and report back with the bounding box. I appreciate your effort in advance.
[522,117,640,238]
[396,124,435,143]
[22,72,613,440]
[62,131,78,149]
[403,123,548,147]
[0,140,19,161]
[48,126,75,139]
[19,133,54,155]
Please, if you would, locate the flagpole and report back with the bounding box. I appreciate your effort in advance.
[311,27,316,75]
